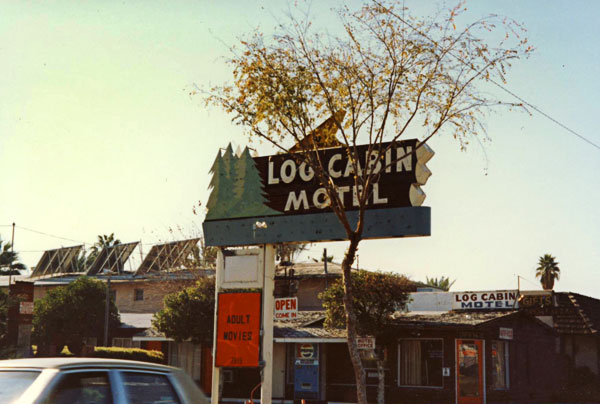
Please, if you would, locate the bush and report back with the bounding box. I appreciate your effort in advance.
[153,276,215,345]
[91,347,164,364]
[59,346,74,357]
[32,277,120,356]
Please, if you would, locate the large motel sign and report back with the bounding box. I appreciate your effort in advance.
[203,140,433,404]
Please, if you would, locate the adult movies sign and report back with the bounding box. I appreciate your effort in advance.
[216,292,261,367]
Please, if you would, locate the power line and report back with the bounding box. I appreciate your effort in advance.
[15,225,90,245]
[517,274,542,290]
[489,80,600,150]
[11,234,192,254]
[378,2,600,151]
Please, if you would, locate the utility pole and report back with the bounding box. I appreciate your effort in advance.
[9,222,15,286]
[103,269,113,346]
[323,248,328,289]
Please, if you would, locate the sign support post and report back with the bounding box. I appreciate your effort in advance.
[260,244,276,404]
[203,141,434,404]
[211,249,224,404]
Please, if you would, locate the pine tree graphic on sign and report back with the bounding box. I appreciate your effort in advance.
[205,148,235,220]
[221,144,236,181]
[232,148,278,217]
[205,144,279,220]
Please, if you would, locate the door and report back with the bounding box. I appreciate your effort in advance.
[272,343,286,399]
[456,339,484,404]
[201,345,213,394]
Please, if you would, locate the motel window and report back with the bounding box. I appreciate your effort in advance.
[491,340,509,390]
[134,289,144,301]
[398,339,443,387]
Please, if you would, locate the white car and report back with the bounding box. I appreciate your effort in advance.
[0,357,209,404]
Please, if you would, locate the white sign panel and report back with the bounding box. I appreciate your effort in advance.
[274,297,298,319]
[452,290,519,310]
[222,248,264,289]
[499,327,514,340]
[19,301,33,315]
[356,337,376,350]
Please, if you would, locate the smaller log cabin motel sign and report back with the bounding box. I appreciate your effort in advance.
[203,139,434,246]
[452,290,519,310]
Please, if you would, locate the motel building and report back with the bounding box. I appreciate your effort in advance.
[7,255,600,403]
[211,288,600,404]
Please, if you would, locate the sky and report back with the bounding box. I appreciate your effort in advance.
[1,1,598,297]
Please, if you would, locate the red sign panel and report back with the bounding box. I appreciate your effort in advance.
[216,292,261,367]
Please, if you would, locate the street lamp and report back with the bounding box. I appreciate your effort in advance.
[102,269,116,346]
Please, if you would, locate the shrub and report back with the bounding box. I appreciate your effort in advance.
[32,277,120,356]
[59,346,74,357]
[92,347,164,364]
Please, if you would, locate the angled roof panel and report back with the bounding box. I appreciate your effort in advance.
[86,242,139,276]
[135,238,200,276]
[30,245,83,278]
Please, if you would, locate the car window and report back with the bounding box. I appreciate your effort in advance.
[121,372,181,404]
[40,371,113,404]
[0,370,41,402]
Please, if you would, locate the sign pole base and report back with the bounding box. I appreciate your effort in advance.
[260,244,275,404]
[211,249,224,404]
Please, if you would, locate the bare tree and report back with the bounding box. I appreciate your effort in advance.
[205,2,531,402]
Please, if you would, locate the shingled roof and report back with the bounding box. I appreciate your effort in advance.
[272,310,527,340]
[553,292,600,335]
[391,310,520,329]
[273,310,346,340]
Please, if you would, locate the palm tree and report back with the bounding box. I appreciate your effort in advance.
[425,276,456,291]
[0,239,26,275]
[90,233,121,254]
[536,254,560,290]
[72,251,89,272]
[86,233,121,268]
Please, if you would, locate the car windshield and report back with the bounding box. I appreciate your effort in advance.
[0,370,41,402]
